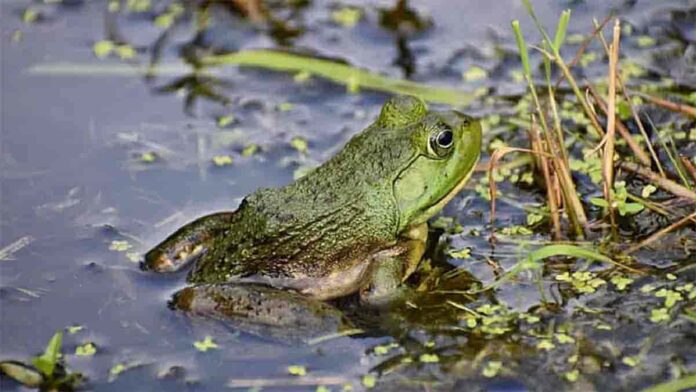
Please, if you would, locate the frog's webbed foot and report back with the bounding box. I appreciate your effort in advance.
[360,224,427,306]
[171,283,354,343]
[142,211,235,273]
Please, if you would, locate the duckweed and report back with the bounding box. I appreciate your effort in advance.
[193,336,218,352]
[287,365,307,376]
[75,343,97,357]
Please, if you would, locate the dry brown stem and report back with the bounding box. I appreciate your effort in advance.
[619,162,696,202]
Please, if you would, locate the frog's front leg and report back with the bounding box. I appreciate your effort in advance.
[142,211,236,273]
[360,223,427,305]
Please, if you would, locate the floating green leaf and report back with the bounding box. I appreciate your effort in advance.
[22,8,39,24]
[500,225,533,236]
[555,333,575,344]
[622,356,639,367]
[66,325,84,334]
[93,40,115,59]
[362,374,376,388]
[278,102,295,112]
[125,252,140,263]
[193,336,219,352]
[610,276,634,291]
[212,155,233,167]
[419,353,439,363]
[108,0,120,12]
[116,45,136,60]
[448,248,471,259]
[637,36,656,47]
[216,115,234,128]
[526,212,544,226]
[331,7,362,28]
[126,0,151,13]
[140,152,157,163]
[655,289,683,308]
[650,308,670,323]
[290,137,309,154]
[564,370,580,382]
[373,342,398,355]
[555,271,606,294]
[242,144,259,157]
[641,184,657,198]
[109,240,132,252]
[75,343,97,357]
[109,363,127,381]
[536,339,555,351]
[462,66,487,82]
[287,365,307,376]
[482,361,502,378]
[155,14,174,28]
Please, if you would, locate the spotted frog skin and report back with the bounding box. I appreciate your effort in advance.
[143,95,481,320]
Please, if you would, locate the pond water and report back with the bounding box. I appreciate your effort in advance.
[1,0,694,391]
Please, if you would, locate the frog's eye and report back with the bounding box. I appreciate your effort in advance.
[428,124,454,158]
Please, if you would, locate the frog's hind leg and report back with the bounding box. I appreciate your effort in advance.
[171,283,353,343]
[142,211,235,273]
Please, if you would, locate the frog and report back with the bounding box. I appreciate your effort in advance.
[142,95,481,327]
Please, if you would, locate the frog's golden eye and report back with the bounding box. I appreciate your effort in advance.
[428,124,454,158]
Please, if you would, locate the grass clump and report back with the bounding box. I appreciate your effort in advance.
[491,1,696,248]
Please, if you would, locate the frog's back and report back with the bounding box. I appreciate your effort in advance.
[188,124,415,284]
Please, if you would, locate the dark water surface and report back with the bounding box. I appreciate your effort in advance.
[1,0,695,391]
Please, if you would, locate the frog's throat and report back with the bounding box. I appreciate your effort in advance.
[408,155,479,227]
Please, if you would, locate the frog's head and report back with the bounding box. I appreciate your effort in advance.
[377,96,482,232]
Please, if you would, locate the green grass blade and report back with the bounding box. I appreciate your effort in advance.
[526,244,612,265]
[466,255,542,294]
[521,0,553,45]
[527,244,641,272]
[202,50,476,107]
[469,244,640,293]
[553,10,571,53]
[542,40,552,85]
[511,21,531,77]
[641,374,696,392]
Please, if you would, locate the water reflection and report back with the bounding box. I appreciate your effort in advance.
[379,0,432,77]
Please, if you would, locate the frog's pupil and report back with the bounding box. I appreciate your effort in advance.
[437,130,453,148]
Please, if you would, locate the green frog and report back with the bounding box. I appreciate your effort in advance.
[143,95,481,327]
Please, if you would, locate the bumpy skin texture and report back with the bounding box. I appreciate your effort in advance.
[190,109,415,284]
[144,95,481,302]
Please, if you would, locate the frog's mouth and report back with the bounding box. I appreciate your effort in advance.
[392,150,480,232]
[418,158,478,222]
[415,158,479,231]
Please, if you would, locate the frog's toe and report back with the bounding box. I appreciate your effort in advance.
[142,211,236,273]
